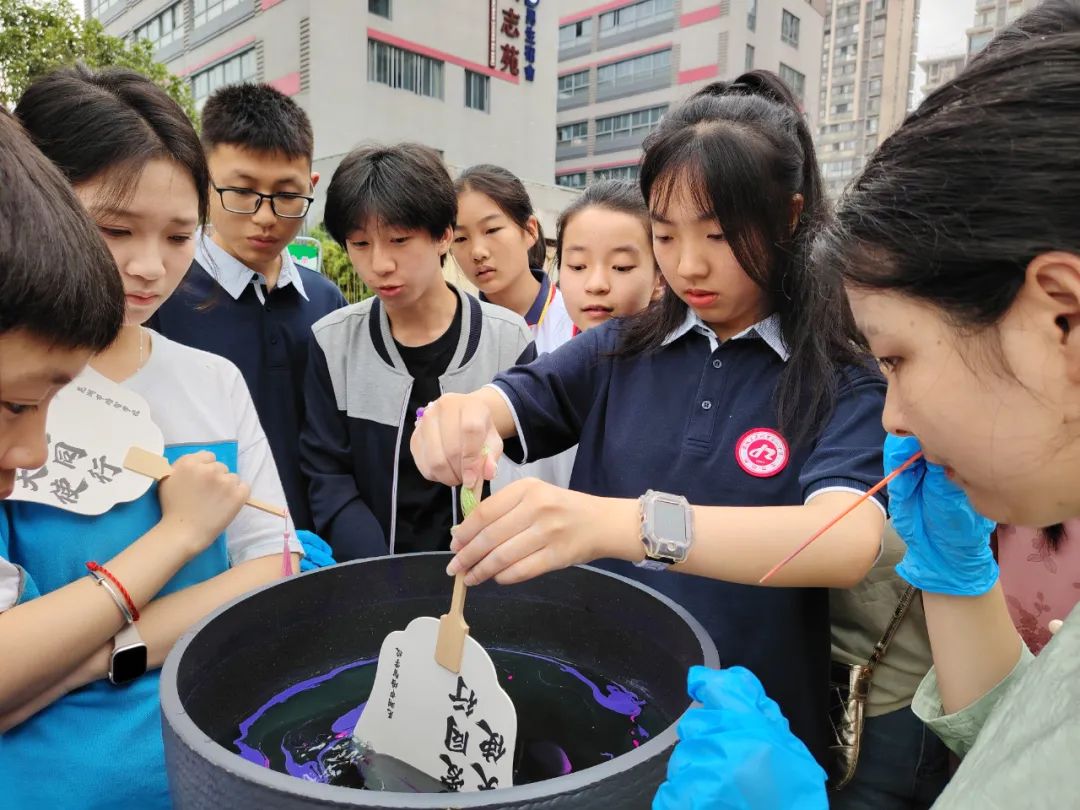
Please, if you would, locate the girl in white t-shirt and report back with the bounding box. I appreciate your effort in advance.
[0,66,307,809]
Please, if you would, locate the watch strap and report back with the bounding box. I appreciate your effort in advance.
[114,622,143,649]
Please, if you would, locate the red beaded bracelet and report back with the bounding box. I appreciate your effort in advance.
[86,562,140,622]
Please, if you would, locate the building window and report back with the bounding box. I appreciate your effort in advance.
[558,69,590,101]
[599,0,674,37]
[368,39,444,99]
[89,0,120,17]
[557,122,589,146]
[779,63,805,103]
[465,70,489,112]
[559,19,592,49]
[192,0,243,30]
[747,0,757,31]
[867,78,882,96]
[745,44,755,70]
[596,49,671,92]
[131,2,183,50]
[594,164,640,181]
[191,48,257,108]
[595,105,666,143]
[822,159,856,179]
[369,0,391,18]
[556,172,587,189]
[968,31,994,54]
[831,102,849,115]
[781,10,800,47]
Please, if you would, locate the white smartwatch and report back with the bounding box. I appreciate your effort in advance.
[636,490,694,571]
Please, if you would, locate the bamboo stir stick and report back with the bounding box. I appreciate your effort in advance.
[434,483,482,673]
[123,446,287,518]
[758,450,923,584]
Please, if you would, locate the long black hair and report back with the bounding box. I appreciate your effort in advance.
[0,108,123,350]
[455,165,547,269]
[815,0,1080,330]
[620,70,864,442]
[816,1,1080,549]
[16,64,210,224]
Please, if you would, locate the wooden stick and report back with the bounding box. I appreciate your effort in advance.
[758,450,923,584]
[435,573,469,673]
[123,446,288,518]
[434,481,483,673]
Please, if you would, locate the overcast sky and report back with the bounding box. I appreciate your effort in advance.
[917,0,976,59]
[912,0,974,101]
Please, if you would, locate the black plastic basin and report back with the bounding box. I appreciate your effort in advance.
[161,553,718,809]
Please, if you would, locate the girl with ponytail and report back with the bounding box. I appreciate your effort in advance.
[411,71,888,762]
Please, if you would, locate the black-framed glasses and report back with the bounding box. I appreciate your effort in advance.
[214,185,314,219]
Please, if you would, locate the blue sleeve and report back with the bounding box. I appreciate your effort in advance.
[299,338,388,559]
[799,364,888,509]
[491,326,606,463]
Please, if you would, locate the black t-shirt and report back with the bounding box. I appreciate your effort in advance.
[392,297,463,554]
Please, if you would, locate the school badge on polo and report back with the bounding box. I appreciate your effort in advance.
[736,429,789,478]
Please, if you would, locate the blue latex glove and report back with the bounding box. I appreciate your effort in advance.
[885,434,998,596]
[295,529,336,572]
[653,666,827,810]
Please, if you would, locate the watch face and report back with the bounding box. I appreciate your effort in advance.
[652,499,687,542]
[110,644,148,685]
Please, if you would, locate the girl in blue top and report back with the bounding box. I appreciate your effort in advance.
[0,66,303,809]
[412,71,888,762]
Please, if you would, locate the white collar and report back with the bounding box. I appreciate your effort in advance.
[662,310,790,361]
[195,230,309,302]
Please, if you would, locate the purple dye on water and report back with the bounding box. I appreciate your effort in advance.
[231,649,667,791]
[496,648,647,720]
[234,657,376,771]
[331,701,366,736]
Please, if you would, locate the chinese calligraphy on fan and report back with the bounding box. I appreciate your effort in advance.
[386,646,403,719]
[7,368,165,516]
[16,432,124,508]
[438,674,507,792]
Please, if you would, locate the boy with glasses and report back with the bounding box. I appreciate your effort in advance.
[151,84,347,530]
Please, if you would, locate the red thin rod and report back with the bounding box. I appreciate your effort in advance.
[759,451,923,584]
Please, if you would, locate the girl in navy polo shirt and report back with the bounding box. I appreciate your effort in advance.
[412,71,887,763]
[452,165,575,354]
[453,165,577,488]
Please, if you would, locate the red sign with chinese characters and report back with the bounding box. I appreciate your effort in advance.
[488,0,540,82]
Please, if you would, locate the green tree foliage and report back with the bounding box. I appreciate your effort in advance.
[0,0,196,121]
[310,224,371,304]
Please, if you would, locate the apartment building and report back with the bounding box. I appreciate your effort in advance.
[816,0,918,198]
[553,0,827,189]
[91,0,577,227]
